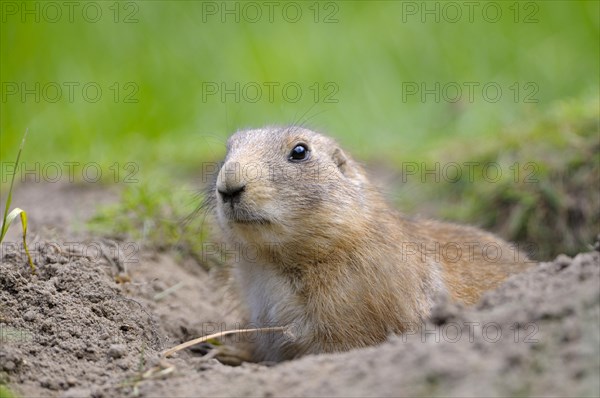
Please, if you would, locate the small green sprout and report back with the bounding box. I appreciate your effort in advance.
[1,129,35,274]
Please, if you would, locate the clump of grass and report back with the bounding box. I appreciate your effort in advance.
[87,180,212,267]
[1,130,34,274]
[411,96,599,260]
[0,384,18,398]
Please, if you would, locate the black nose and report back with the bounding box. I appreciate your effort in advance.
[218,184,245,204]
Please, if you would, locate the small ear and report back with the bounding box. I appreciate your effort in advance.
[332,148,350,175]
[332,147,368,184]
[332,147,347,166]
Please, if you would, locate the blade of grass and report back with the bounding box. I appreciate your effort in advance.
[1,129,27,238]
[0,129,35,274]
[162,326,290,358]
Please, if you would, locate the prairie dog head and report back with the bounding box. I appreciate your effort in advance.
[213,126,370,247]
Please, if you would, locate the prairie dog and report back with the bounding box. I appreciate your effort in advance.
[208,126,530,362]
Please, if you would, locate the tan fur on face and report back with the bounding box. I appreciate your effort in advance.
[209,126,531,362]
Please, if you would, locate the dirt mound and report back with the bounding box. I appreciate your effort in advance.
[1,183,598,397]
[1,242,598,397]
[0,244,161,397]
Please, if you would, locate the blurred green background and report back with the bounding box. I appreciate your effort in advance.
[1,0,599,259]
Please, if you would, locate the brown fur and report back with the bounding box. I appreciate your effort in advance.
[207,126,531,362]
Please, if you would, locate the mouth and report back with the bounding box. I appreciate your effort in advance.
[221,205,271,225]
[232,218,271,225]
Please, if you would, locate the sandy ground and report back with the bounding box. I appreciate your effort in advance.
[1,182,599,397]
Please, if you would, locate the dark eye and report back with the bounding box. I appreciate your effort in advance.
[289,143,309,162]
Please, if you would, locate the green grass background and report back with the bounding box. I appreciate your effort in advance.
[1,1,599,259]
[2,1,597,173]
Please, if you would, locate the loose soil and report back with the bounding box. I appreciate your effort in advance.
[1,182,598,397]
